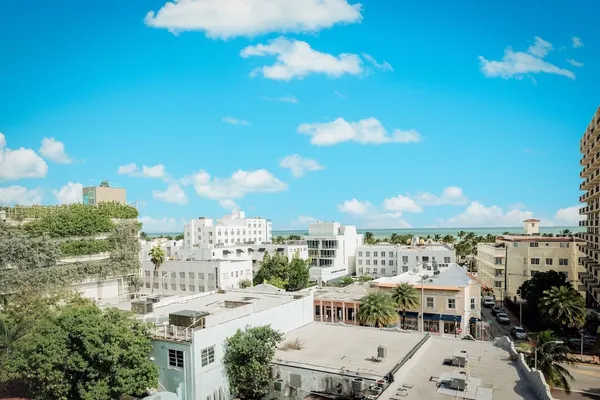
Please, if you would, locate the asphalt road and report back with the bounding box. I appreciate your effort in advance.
[551,363,600,399]
[481,304,515,339]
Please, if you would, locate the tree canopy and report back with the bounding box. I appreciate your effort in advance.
[540,285,586,330]
[3,296,158,400]
[254,252,310,292]
[223,325,283,400]
[357,292,399,327]
[518,271,571,309]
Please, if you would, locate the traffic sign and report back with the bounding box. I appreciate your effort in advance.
[456,328,463,334]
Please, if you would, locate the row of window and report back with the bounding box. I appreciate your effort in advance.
[145,282,216,292]
[527,242,570,248]
[144,271,216,280]
[168,346,215,369]
[357,253,452,264]
[529,258,569,266]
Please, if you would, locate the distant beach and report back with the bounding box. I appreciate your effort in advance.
[146,226,582,238]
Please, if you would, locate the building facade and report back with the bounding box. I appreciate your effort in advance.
[313,264,481,338]
[82,181,127,205]
[476,220,584,299]
[183,211,272,249]
[305,222,363,283]
[579,106,600,307]
[356,240,456,279]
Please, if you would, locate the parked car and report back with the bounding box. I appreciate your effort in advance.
[496,312,510,324]
[491,305,504,316]
[483,296,495,308]
[510,326,527,340]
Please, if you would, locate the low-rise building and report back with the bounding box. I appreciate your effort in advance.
[305,221,363,283]
[356,239,456,278]
[476,219,584,299]
[124,287,314,400]
[82,181,127,205]
[313,263,482,338]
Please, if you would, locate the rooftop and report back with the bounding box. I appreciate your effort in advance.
[358,243,453,252]
[389,336,535,400]
[314,283,372,302]
[497,235,583,243]
[273,323,426,379]
[373,263,473,289]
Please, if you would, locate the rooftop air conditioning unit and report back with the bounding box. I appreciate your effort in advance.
[433,270,441,275]
[274,380,283,391]
[168,310,209,328]
[377,345,387,359]
[131,299,153,314]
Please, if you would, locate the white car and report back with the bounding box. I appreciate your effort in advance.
[496,312,510,324]
[482,296,495,308]
[511,326,527,340]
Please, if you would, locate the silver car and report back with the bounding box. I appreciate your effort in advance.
[496,312,510,324]
[511,326,527,340]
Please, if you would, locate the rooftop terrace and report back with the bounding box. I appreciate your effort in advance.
[373,263,473,288]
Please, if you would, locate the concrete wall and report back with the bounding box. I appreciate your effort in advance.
[70,276,122,300]
[495,336,555,400]
[150,340,195,400]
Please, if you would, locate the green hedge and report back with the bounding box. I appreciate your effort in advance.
[2,202,138,220]
[59,239,116,257]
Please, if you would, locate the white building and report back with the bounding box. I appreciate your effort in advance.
[356,239,456,279]
[183,211,272,249]
[126,287,314,400]
[305,222,363,283]
[141,259,253,295]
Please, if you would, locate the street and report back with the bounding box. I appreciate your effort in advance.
[481,304,516,339]
[551,363,600,399]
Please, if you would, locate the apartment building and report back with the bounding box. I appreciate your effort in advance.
[476,219,584,299]
[355,239,456,278]
[313,263,481,337]
[579,106,600,307]
[140,259,253,295]
[183,211,272,249]
[82,181,127,205]
[125,288,314,400]
[305,221,363,283]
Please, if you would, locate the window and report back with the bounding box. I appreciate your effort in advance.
[366,260,371,265]
[389,260,394,266]
[422,256,429,262]
[381,260,386,266]
[189,272,195,279]
[199,273,205,279]
[444,257,450,263]
[180,284,186,291]
[402,256,408,263]
[470,298,476,310]
[559,258,569,266]
[494,281,502,288]
[381,268,385,274]
[168,349,184,368]
[145,282,150,288]
[315,305,321,316]
[373,268,378,273]
[366,252,370,257]
[403,266,409,272]
[171,284,176,290]
[447,298,456,309]
[374,251,378,257]
[358,260,363,265]
[358,268,363,273]
[153,283,159,289]
[513,242,518,247]
[144,271,150,277]
[426,297,434,308]
[179,272,185,279]
[389,251,394,257]
[494,257,503,265]
[201,346,215,367]
[373,260,378,266]
[530,258,540,265]
[163,283,168,289]
[530,242,539,248]
[358,251,363,257]
[366,268,371,273]
[560,242,570,248]
[153,271,158,278]
[189,285,195,291]
[545,258,553,265]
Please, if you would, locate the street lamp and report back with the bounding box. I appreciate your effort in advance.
[534,340,564,371]
[160,271,171,296]
[420,274,429,332]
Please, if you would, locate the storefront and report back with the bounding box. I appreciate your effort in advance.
[400,311,419,330]
[423,313,462,336]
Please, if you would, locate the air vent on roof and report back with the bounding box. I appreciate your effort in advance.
[433,270,440,275]
[169,310,209,328]
[131,299,153,314]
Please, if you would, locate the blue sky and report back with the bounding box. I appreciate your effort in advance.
[1,0,598,232]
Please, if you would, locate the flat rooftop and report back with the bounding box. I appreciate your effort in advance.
[314,283,371,302]
[373,263,472,289]
[497,235,583,243]
[358,243,453,252]
[273,323,426,379]
[389,336,535,400]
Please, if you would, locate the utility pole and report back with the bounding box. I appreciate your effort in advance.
[504,244,509,305]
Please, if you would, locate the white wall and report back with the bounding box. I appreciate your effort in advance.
[71,276,122,301]
[183,212,272,249]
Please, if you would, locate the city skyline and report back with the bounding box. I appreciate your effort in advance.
[1,0,598,231]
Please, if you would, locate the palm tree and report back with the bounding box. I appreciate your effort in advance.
[442,234,454,244]
[525,330,574,393]
[464,232,476,242]
[433,234,441,242]
[364,231,375,244]
[356,292,399,328]
[274,236,285,244]
[389,233,400,244]
[149,246,166,294]
[457,231,467,240]
[391,283,420,329]
[0,316,26,356]
[560,229,572,236]
[539,286,586,330]
[485,234,495,243]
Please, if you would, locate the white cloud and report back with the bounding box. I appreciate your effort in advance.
[554,206,584,226]
[279,154,324,178]
[39,137,72,164]
[219,199,239,211]
[572,36,583,48]
[439,201,535,228]
[139,216,185,233]
[382,195,422,213]
[153,183,188,205]
[566,59,583,67]
[289,215,318,228]
[0,132,48,181]
[298,117,422,146]
[527,36,552,58]
[144,0,362,39]
[338,198,372,215]
[362,53,393,71]
[53,182,83,205]
[258,95,298,104]
[0,186,43,205]
[241,37,363,81]
[222,117,251,126]
[414,186,468,206]
[479,37,575,80]
[184,169,288,200]
[117,163,167,179]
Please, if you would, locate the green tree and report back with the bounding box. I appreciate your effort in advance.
[285,255,310,291]
[5,301,158,400]
[433,234,441,242]
[140,231,149,240]
[149,246,166,294]
[525,330,573,393]
[391,283,420,329]
[358,275,373,282]
[389,233,401,244]
[265,276,287,289]
[539,285,586,330]
[518,271,571,311]
[364,231,375,244]
[485,234,496,243]
[174,233,184,241]
[238,278,252,289]
[441,234,455,244]
[254,252,288,286]
[457,231,466,240]
[287,235,302,241]
[223,325,284,400]
[339,276,354,286]
[357,292,399,328]
[273,236,285,244]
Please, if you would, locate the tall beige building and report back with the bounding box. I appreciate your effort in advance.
[579,106,600,307]
[82,181,127,205]
[476,219,583,299]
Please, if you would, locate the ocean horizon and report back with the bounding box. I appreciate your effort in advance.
[146,226,582,238]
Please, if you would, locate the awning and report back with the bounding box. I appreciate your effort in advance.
[440,315,462,322]
[236,249,244,253]
[423,313,440,321]
[469,317,479,322]
[276,248,284,252]
[258,248,266,252]
[400,311,419,318]
[223,250,231,254]
[248,248,254,252]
